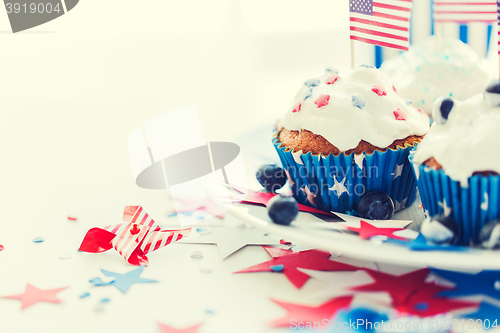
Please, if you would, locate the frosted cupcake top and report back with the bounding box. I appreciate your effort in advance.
[412,81,500,187]
[278,66,430,152]
[380,37,494,115]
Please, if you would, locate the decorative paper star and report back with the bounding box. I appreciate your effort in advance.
[235,246,357,288]
[292,151,304,165]
[438,199,452,217]
[270,296,353,327]
[392,164,404,180]
[173,197,224,218]
[91,266,157,293]
[396,282,478,317]
[2,284,67,310]
[178,227,281,260]
[351,268,430,306]
[326,74,340,85]
[393,109,407,121]
[354,153,365,170]
[462,302,500,327]
[301,185,317,206]
[481,192,489,211]
[158,323,202,333]
[347,221,406,240]
[314,94,330,108]
[329,177,349,199]
[432,269,500,301]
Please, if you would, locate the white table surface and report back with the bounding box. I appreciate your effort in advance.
[0,2,495,332]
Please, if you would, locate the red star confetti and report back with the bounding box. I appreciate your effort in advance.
[79,206,190,265]
[393,109,407,121]
[224,186,335,216]
[326,74,339,85]
[292,101,302,113]
[67,216,77,221]
[235,246,357,288]
[392,85,397,92]
[347,221,406,240]
[395,283,478,317]
[0,244,4,251]
[270,296,353,327]
[351,268,430,306]
[158,323,202,333]
[371,85,387,96]
[2,284,67,310]
[314,94,330,108]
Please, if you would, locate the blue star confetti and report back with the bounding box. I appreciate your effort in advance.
[407,234,469,252]
[352,95,366,109]
[270,264,284,272]
[301,87,313,101]
[432,268,500,301]
[304,78,320,88]
[332,307,388,332]
[325,67,339,74]
[90,265,157,293]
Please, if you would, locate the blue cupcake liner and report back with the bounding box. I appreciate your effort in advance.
[272,133,418,214]
[409,151,500,245]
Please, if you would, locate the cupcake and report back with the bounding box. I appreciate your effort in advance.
[380,37,494,115]
[411,81,500,245]
[273,66,430,214]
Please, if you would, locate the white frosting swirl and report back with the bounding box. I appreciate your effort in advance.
[381,37,494,115]
[412,92,500,187]
[278,67,430,152]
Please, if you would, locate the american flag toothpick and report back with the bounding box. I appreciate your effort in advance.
[349,0,413,68]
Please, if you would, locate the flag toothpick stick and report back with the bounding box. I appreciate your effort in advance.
[350,40,356,69]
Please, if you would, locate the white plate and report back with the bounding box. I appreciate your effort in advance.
[213,125,500,270]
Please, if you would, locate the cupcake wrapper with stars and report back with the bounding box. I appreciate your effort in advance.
[273,133,418,215]
[410,151,500,246]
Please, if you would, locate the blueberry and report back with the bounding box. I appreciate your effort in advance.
[267,195,299,225]
[484,80,500,107]
[256,164,287,192]
[479,219,500,249]
[432,97,454,124]
[420,214,459,245]
[358,191,394,220]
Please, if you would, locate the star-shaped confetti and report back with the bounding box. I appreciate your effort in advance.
[462,302,500,328]
[301,87,313,101]
[2,284,67,310]
[178,226,281,260]
[371,85,387,96]
[292,101,302,113]
[329,176,349,198]
[304,78,320,87]
[393,109,407,121]
[158,323,202,333]
[301,185,317,206]
[351,268,430,306]
[90,265,157,293]
[347,221,406,240]
[270,296,353,327]
[438,199,452,217]
[395,282,478,317]
[235,246,357,288]
[326,74,339,85]
[405,234,468,252]
[352,94,366,109]
[314,94,330,108]
[432,268,500,301]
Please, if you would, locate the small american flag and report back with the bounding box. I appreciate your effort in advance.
[434,0,497,23]
[349,0,413,51]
